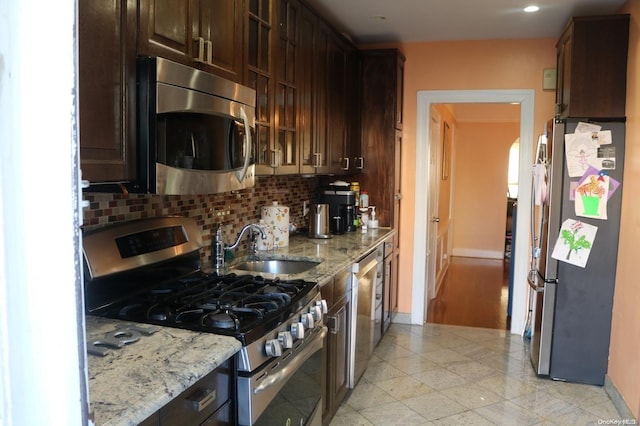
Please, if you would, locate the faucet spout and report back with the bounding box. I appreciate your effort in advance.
[226,223,267,251]
[213,223,267,271]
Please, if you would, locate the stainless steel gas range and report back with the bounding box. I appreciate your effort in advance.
[83,216,327,426]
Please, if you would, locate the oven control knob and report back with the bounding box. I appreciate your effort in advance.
[290,322,305,340]
[265,339,282,357]
[300,312,315,329]
[278,331,294,349]
[310,305,323,322]
[315,299,328,315]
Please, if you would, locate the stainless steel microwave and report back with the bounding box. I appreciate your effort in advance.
[137,56,256,195]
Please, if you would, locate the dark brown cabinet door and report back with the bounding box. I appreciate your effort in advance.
[298,6,316,175]
[139,0,243,82]
[273,0,299,174]
[302,20,331,174]
[78,0,137,182]
[139,0,197,63]
[327,37,348,175]
[247,0,276,175]
[198,0,244,81]
[555,14,629,119]
[323,269,351,425]
[359,49,405,227]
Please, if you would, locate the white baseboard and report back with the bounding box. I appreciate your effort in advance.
[452,248,504,259]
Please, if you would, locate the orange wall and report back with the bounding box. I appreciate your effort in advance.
[452,121,519,257]
[608,0,640,418]
[364,38,557,314]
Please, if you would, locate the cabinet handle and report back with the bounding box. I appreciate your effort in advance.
[206,40,213,65]
[313,153,321,168]
[270,149,278,168]
[186,388,216,412]
[194,37,206,63]
[356,156,364,169]
[341,157,349,170]
[328,315,339,334]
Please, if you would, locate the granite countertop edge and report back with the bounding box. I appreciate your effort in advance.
[88,227,393,425]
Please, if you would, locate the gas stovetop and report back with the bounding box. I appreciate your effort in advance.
[89,271,318,346]
[82,216,319,346]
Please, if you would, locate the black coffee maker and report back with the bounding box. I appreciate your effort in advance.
[320,181,356,233]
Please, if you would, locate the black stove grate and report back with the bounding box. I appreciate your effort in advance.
[90,272,318,346]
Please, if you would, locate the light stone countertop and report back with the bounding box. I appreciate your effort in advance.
[223,227,395,285]
[86,316,242,426]
[86,227,393,425]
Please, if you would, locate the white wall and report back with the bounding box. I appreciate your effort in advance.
[0,0,87,424]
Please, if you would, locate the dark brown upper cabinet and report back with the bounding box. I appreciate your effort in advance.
[138,0,244,82]
[78,0,137,183]
[359,49,405,227]
[555,14,629,119]
[247,0,276,175]
[299,14,331,174]
[273,0,300,174]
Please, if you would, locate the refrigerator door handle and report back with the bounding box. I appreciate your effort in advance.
[527,270,545,293]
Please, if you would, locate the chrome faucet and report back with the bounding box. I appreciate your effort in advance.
[212,223,267,270]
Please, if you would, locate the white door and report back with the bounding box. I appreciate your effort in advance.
[425,107,441,319]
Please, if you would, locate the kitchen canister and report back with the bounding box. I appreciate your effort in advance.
[256,219,274,251]
[261,201,289,247]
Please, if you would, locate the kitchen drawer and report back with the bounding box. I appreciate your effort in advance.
[201,400,233,425]
[160,359,231,425]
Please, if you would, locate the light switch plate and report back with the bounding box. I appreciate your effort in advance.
[543,68,556,90]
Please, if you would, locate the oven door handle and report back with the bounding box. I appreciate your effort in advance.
[254,326,327,395]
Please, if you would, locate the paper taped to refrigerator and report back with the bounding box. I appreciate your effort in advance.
[551,219,597,268]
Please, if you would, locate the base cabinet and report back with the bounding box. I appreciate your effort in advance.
[321,269,352,425]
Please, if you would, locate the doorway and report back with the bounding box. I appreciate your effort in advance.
[412,90,534,335]
[426,102,520,330]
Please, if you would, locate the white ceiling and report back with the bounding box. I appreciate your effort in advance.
[303,0,627,44]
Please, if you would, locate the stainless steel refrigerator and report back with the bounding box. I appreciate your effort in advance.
[529,118,625,385]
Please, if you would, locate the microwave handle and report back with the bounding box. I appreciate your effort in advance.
[236,107,252,182]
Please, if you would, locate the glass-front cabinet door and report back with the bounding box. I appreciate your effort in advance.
[247,0,275,175]
[274,0,299,174]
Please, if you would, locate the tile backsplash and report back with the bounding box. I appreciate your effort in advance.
[83,175,319,266]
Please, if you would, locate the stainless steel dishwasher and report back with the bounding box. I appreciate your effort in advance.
[348,244,383,388]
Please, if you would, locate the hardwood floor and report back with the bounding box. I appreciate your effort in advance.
[427,256,510,330]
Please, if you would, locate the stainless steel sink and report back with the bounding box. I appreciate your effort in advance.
[234,258,321,274]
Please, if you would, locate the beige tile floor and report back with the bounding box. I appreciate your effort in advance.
[330,323,634,426]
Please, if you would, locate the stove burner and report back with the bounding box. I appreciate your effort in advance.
[262,285,281,294]
[147,304,174,321]
[91,270,318,345]
[203,312,239,329]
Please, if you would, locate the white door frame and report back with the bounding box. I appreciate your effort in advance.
[412,89,534,335]
[426,106,441,302]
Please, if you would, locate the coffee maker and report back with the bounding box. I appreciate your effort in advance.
[321,181,356,233]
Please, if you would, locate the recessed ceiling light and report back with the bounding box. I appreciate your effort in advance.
[524,5,540,13]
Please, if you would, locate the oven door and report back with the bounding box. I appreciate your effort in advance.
[237,326,327,426]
